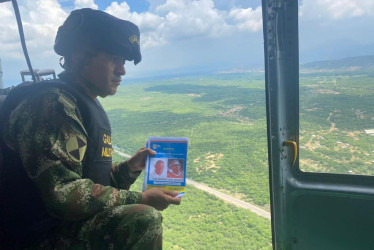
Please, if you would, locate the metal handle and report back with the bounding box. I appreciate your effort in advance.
[283,140,297,167]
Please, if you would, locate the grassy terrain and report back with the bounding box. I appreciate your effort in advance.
[299,71,374,175]
[114,152,272,249]
[102,73,270,207]
[105,66,374,248]
[106,73,272,248]
[130,173,271,250]
[105,69,374,201]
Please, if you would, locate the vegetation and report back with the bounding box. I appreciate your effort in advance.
[134,174,271,250]
[299,71,374,175]
[106,59,374,248]
[106,73,272,249]
[102,73,270,207]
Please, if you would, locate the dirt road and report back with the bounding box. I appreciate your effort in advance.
[186,179,270,219]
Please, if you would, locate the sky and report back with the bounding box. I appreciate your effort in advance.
[1,0,374,86]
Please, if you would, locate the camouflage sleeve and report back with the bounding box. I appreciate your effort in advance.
[111,161,142,190]
[4,88,142,221]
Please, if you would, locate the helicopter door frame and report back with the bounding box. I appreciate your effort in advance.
[262,0,374,249]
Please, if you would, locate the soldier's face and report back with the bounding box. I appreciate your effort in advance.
[82,52,126,98]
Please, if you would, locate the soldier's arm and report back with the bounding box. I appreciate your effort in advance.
[4,89,142,221]
[111,148,155,190]
[111,161,142,190]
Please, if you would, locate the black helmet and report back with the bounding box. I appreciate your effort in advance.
[54,8,141,65]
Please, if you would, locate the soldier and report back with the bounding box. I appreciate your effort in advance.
[0,8,180,249]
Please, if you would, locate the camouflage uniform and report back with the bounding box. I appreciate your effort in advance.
[1,87,162,249]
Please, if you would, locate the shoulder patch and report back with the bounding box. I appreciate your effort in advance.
[57,89,88,136]
[66,134,87,162]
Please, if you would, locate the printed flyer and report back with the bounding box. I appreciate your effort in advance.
[143,137,188,197]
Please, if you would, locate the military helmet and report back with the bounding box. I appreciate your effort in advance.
[54,8,141,65]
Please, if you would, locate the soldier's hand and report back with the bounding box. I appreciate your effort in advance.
[141,188,181,211]
[125,147,156,172]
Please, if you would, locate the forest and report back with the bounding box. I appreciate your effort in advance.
[104,62,374,249]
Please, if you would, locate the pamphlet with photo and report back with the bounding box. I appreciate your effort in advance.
[143,137,188,197]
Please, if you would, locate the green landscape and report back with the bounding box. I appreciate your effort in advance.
[103,55,374,249]
[299,56,374,175]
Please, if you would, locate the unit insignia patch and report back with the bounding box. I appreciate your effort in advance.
[66,134,87,162]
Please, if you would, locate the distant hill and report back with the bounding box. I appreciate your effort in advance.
[217,56,374,76]
[300,55,374,72]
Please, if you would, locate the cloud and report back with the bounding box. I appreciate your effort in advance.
[106,0,262,49]
[300,0,374,20]
[228,6,262,32]
[0,0,263,56]
[0,0,265,84]
[0,3,19,46]
[106,0,231,48]
[0,0,67,59]
[105,1,166,48]
[155,0,231,39]
[74,0,98,10]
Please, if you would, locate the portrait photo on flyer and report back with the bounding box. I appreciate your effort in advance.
[143,137,188,198]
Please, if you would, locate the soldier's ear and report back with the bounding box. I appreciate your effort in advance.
[71,49,98,69]
[72,52,89,68]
